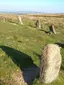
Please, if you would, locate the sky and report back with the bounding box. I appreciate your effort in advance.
[0,0,64,13]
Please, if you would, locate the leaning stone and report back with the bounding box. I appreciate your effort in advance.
[18,15,23,25]
[49,24,56,34]
[40,44,62,83]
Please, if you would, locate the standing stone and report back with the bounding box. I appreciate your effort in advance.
[36,20,41,29]
[18,15,23,25]
[49,24,56,34]
[40,44,62,83]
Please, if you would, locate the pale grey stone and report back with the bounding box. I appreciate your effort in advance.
[18,15,23,25]
[36,20,41,29]
[40,44,62,83]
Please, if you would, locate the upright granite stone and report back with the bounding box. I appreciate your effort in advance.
[36,20,41,29]
[18,15,23,25]
[49,24,56,34]
[40,44,62,83]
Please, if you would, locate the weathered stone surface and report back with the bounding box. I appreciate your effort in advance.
[36,20,41,29]
[18,15,23,25]
[49,24,56,34]
[40,44,62,83]
[12,71,27,85]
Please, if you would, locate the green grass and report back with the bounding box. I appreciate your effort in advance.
[0,16,64,85]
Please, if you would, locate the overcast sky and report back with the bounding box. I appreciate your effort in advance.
[0,0,64,13]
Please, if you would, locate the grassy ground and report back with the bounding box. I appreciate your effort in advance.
[0,15,64,85]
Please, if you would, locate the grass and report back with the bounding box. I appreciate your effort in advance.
[0,14,64,85]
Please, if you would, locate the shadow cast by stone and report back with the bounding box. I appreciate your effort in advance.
[0,46,33,68]
[40,29,49,34]
[61,65,64,70]
[0,46,39,85]
[55,42,64,48]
